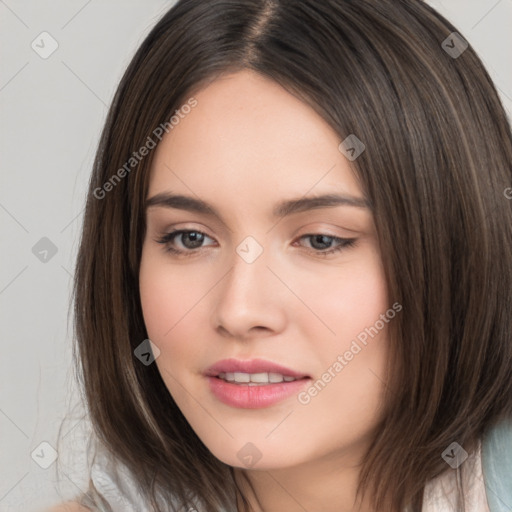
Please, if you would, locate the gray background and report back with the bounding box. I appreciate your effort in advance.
[1,1,511,510]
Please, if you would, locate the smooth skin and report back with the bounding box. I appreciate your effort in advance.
[138,69,392,512]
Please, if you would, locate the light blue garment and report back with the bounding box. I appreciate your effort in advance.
[482,416,512,512]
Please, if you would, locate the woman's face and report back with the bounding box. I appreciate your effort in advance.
[139,69,391,471]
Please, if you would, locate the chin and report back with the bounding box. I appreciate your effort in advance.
[198,433,310,471]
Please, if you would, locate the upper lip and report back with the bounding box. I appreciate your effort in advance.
[205,358,310,378]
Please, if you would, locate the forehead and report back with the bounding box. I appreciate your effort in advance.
[147,69,363,206]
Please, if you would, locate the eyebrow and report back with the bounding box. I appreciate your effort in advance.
[145,192,371,220]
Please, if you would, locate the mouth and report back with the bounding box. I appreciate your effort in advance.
[216,371,302,385]
[205,358,311,408]
[205,357,310,380]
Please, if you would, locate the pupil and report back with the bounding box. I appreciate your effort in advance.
[183,232,204,248]
[311,235,332,250]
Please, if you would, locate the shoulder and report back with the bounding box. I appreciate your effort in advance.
[45,502,91,512]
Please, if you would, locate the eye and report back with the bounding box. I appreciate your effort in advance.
[295,234,357,255]
[155,230,357,258]
[156,229,216,254]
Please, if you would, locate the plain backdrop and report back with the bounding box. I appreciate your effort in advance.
[1,1,511,510]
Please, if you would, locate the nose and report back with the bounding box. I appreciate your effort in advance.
[211,244,287,340]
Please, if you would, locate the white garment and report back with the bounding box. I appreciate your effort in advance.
[81,435,179,511]
[420,440,490,512]
[88,446,149,511]
[84,438,490,512]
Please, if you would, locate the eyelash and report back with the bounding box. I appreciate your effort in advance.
[155,229,357,257]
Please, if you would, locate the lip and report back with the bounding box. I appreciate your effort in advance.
[205,358,309,378]
[205,358,311,409]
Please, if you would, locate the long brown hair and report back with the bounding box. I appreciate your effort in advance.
[69,0,512,510]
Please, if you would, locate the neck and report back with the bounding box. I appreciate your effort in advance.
[233,448,378,512]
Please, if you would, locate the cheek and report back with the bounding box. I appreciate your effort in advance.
[139,251,210,340]
[140,272,179,341]
[138,248,217,398]
[289,249,388,349]
[139,257,199,403]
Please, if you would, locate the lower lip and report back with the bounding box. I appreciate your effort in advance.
[207,376,311,409]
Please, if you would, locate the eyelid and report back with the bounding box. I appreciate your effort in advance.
[291,221,362,237]
[156,222,215,237]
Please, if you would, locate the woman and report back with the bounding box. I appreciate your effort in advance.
[51,0,512,510]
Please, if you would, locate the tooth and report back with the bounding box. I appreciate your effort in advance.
[234,372,251,383]
[250,372,269,383]
[218,371,298,384]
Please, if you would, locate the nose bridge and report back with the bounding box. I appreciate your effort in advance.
[212,237,286,337]
[222,240,270,311]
